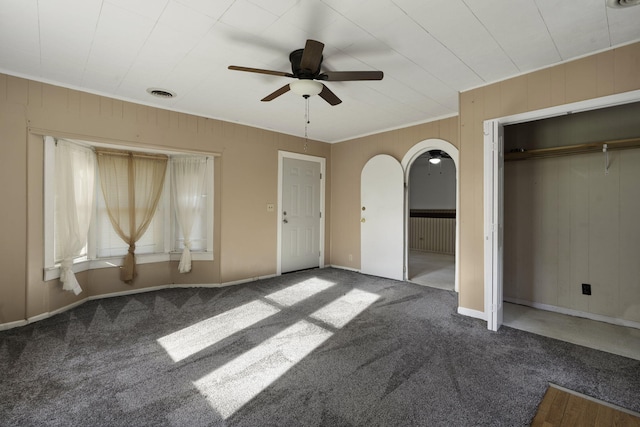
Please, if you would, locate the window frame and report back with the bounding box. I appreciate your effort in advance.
[43,136,214,281]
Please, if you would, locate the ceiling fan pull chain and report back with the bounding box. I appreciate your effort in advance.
[304,96,310,152]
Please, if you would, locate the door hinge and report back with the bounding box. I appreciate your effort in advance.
[320,173,322,179]
[319,212,322,218]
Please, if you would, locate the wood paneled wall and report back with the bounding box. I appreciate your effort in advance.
[409,217,456,255]
[329,119,460,269]
[504,149,640,323]
[2,41,639,325]
[459,42,640,313]
[0,74,331,325]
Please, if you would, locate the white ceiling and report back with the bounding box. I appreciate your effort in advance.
[1,0,639,143]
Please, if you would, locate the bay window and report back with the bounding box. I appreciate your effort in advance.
[43,136,214,286]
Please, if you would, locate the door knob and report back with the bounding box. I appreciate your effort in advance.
[361,218,366,223]
[283,219,288,224]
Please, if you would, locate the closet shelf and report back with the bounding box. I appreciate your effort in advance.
[505,137,640,161]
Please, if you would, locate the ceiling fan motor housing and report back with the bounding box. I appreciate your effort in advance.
[289,49,322,78]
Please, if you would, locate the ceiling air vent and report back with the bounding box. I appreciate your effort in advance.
[606,0,640,7]
[146,88,176,98]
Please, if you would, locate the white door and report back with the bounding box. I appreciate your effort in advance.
[361,154,404,280]
[484,120,504,330]
[281,157,321,273]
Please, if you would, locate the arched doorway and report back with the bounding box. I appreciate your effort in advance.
[402,139,459,292]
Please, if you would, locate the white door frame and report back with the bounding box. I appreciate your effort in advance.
[483,89,640,331]
[277,151,326,275]
[401,139,460,292]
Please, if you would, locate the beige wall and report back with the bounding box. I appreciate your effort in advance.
[504,149,640,323]
[329,117,459,269]
[3,41,640,326]
[459,42,640,313]
[0,74,331,324]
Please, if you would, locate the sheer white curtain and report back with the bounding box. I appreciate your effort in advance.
[96,149,168,283]
[55,139,95,295]
[171,157,207,273]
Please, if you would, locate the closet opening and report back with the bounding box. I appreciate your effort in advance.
[484,92,640,360]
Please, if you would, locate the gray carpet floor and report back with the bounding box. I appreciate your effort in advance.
[1,268,639,426]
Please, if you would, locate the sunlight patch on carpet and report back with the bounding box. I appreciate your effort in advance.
[157,300,279,362]
[193,288,379,419]
[310,288,379,329]
[157,278,335,362]
[194,320,333,419]
[264,277,335,307]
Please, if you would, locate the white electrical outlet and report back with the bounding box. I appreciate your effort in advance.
[266,203,275,212]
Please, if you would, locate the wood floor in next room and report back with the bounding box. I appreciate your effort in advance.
[531,384,640,427]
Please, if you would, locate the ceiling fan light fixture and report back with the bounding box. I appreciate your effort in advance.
[606,0,640,7]
[429,151,443,164]
[290,80,323,97]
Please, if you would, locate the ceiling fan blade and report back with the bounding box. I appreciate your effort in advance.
[318,84,342,106]
[261,84,291,102]
[318,70,384,81]
[300,39,324,74]
[228,65,294,78]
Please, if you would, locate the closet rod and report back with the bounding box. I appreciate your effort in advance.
[505,137,640,161]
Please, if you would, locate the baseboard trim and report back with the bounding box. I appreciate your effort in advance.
[0,319,29,331]
[458,306,486,321]
[504,297,640,330]
[222,274,277,287]
[2,281,237,331]
[328,265,360,273]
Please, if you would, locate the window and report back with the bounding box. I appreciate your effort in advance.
[44,136,214,281]
[170,156,210,253]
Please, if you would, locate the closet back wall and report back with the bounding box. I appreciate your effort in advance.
[503,105,640,324]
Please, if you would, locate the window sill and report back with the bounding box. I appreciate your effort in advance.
[44,252,214,281]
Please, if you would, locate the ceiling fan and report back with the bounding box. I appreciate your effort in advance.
[228,39,383,106]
